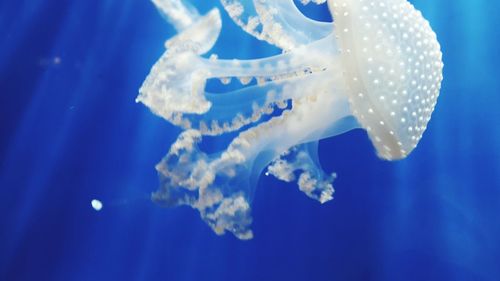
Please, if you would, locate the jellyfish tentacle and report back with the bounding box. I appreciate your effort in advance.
[138,50,211,121]
[138,49,330,134]
[253,0,333,50]
[239,70,355,198]
[171,70,335,135]
[267,142,336,203]
[152,0,200,31]
[220,0,262,42]
[137,8,222,122]
[190,46,347,135]
[194,81,290,135]
[298,0,328,4]
[139,58,320,135]
[139,34,340,135]
[202,33,337,79]
[152,70,356,238]
[164,8,222,55]
[221,0,332,50]
[152,129,254,240]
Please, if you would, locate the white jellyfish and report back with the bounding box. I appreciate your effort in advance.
[138,0,443,239]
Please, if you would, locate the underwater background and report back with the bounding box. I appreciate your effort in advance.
[1,0,499,280]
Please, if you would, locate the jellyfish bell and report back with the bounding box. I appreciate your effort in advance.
[328,0,444,159]
[138,0,443,239]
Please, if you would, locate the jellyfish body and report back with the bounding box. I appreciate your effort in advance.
[138,0,443,239]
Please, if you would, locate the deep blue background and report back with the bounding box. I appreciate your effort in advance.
[1,0,499,280]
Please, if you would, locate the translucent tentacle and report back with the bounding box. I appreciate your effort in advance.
[164,8,222,55]
[189,81,290,135]
[166,69,331,136]
[139,35,338,135]
[298,0,327,5]
[151,70,356,238]
[152,0,200,31]
[267,142,336,203]
[137,9,222,119]
[221,0,332,50]
[204,34,334,78]
[253,0,333,49]
[219,0,263,43]
[152,130,254,239]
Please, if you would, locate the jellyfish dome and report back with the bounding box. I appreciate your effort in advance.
[138,0,443,239]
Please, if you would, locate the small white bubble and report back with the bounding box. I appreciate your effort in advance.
[91,199,103,211]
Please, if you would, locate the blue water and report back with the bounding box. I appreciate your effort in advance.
[1,0,499,280]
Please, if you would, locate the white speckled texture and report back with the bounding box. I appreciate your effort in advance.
[330,0,444,159]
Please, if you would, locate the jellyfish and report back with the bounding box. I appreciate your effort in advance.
[138,0,443,239]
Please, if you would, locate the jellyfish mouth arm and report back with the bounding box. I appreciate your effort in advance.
[264,112,360,203]
[221,0,333,50]
[202,33,337,79]
[193,53,355,137]
[266,142,337,203]
[163,8,222,55]
[154,65,344,136]
[137,8,222,119]
[138,52,328,136]
[139,34,343,135]
[211,70,358,203]
[152,129,255,239]
[151,69,359,239]
[241,83,356,195]
[152,0,200,31]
